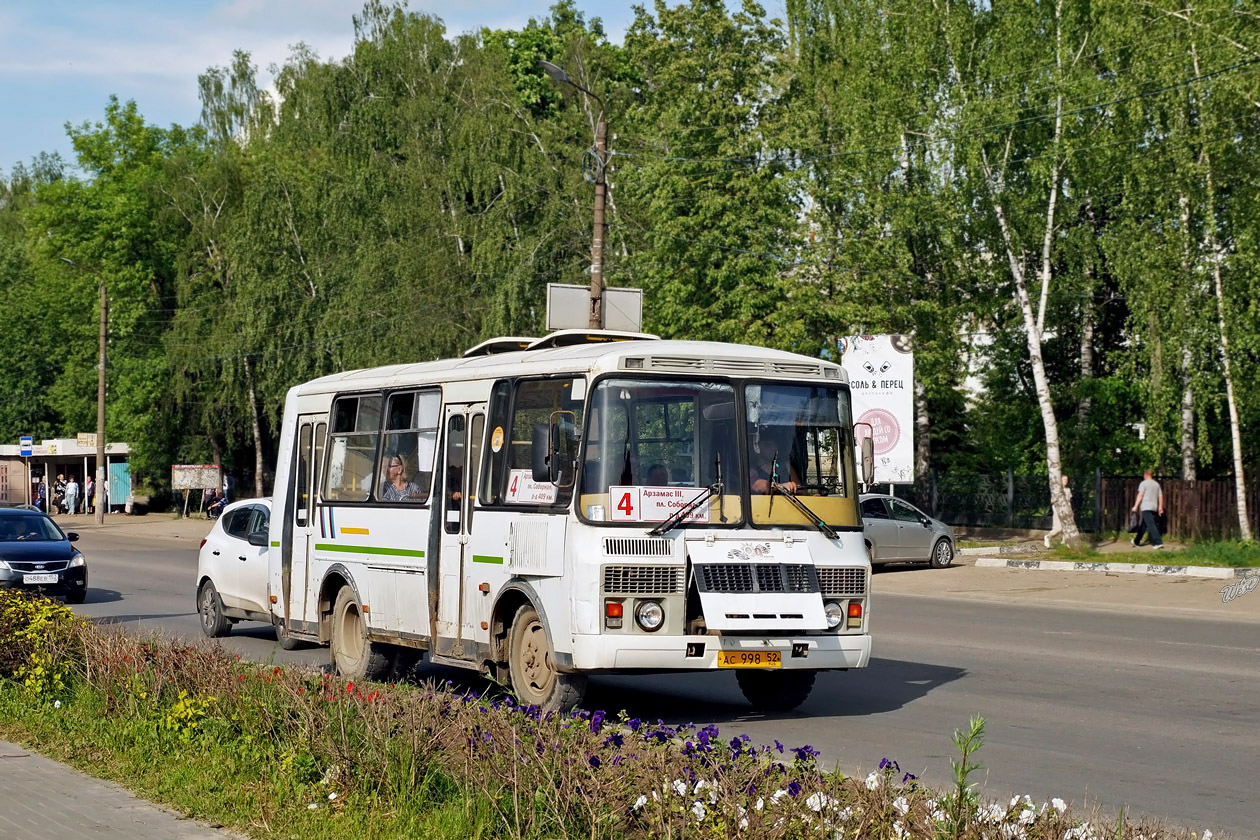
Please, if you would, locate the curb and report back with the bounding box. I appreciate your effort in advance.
[973,557,1259,579]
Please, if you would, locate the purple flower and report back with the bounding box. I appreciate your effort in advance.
[590,710,606,735]
[603,732,624,748]
[628,718,642,731]
[902,772,918,785]
[792,745,820,761]
[588,755,601,768]
[788,781,802,797]
[774,739,785,754]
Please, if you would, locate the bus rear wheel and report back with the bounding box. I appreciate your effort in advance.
[330,587,391,681]
[507,604,586,713]
[735,669,816,712]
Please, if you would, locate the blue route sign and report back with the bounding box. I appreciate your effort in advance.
[19,436,32,457]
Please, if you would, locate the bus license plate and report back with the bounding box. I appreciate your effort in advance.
[717,650,781,668]
[23,574,58,585]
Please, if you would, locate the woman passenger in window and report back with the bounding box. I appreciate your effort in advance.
[381,455,425,502]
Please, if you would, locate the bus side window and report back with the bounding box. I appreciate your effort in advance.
[324,394,382,502]
[480,380,512,505]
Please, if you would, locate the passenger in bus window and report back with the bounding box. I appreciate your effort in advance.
[381,455,425,502]
[646,464,670,486]
[749,426,800,493]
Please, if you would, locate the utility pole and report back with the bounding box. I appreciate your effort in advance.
[61,258,108,524]
[539,60,607,329]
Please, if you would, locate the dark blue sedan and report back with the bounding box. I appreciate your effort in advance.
[0,508,88,603]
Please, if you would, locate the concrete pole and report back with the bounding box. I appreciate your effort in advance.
[96,280,107,524]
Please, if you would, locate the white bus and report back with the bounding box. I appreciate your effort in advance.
[263,330,875,712]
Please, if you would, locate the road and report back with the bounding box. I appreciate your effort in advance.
[69,520,1260,837]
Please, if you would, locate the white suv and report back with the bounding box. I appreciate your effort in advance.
[195,498,298,648]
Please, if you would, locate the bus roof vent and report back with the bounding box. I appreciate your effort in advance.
[770,361,829,377]
[462,337,540,357]
[527,329,660,350]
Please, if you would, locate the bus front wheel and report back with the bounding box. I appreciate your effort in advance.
[507,604,586,713]
[735,669,816,712]
[330,587,391,681]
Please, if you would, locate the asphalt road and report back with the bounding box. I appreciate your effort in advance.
[68,521,1260,838]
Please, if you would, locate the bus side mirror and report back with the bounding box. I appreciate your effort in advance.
[531,423,555,483]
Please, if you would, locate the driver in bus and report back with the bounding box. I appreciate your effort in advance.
[646,463,670,486]
[749,425,801,494]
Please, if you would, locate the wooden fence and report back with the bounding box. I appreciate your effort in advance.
[1098,477,1260,541]
[903,471,1259,541]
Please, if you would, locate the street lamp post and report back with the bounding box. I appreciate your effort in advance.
[60,258,108,525]
[539,60,607,330]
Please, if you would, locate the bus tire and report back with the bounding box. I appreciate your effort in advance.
[197,580,231,638]
[735,669,816,712]
[507,604,586,713]
[330,587,391,681]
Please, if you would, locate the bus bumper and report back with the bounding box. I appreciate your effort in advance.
[568,633,871,671]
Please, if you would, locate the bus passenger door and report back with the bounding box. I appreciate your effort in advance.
[434,403,484,660]
[286,416,325,632]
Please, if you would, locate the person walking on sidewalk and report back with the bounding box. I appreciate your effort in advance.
[1131,469,1165,549]
[1045,474,1071,548]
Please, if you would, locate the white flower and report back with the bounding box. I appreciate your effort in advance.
[892,821,909,839]
[771,788,789,803]
[632,794,648,811]
[932,808,947,822]
[691,801,707,822]
[983,802,1007,823]
[307,803,319,810]
[1065,824,1098,840]
[1202,832,1213,840]
[1018,807,1036,826]
[694,779,708,794]
[836,806,853,822]
[738,816,748,830]
[1051,798,1067,814]
[672,779,687,796]
[53,700,61,709]
[893,796,910,815]
[754,797,765,811]
[328,792,337,801]
[806,792,835,812]
[865,771,881,790]
[1000,824,1027,840]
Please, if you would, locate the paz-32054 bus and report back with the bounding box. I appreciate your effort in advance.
[235,330,874,712]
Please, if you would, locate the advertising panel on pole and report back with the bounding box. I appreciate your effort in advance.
[841,334,914,484]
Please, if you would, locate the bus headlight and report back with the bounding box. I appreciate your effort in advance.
[634,600,665,632]
[824,601,844,629]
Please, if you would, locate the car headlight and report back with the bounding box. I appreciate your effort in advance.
[824,601,844,629]
[69,551,86,568]
[633,600,665,632]
[0,558,9,571]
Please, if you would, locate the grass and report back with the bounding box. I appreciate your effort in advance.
[1045,539,1260,568]
[0,590,1228,840]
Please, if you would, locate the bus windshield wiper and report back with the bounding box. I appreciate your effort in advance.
[771,477,839,540]
[648,482,719,537]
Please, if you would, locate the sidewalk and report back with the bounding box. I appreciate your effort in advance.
[0,741,242,839]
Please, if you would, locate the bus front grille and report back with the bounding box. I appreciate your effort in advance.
[604,538,674,557]
[697,563,820,594]
[816,567,867,596]
[603,565,684,595]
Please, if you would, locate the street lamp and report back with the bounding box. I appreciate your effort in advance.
[59,257,108,525]
[539,59,608,330]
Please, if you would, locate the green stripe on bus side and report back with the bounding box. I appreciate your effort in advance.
[271,541,280,547]
[314,543,425,558]
[472,555,504,565]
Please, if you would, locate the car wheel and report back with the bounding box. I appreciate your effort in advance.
[735,669,816,712]
[507,604,586,713]
[330,587,391,680]
[273,616,304,651]
[65,588,86,605]
[198,580,231,637]
[930,538,954,568]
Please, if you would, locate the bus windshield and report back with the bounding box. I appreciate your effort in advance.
[578,377,860,530]
[745,383,859,528]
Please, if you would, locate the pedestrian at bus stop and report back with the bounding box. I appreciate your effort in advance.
[1131,469,1165,549]
[86,476,95,514]
[1044,474,1071,548]
[65,476,80,516]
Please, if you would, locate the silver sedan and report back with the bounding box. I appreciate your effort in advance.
[859,494,955,568]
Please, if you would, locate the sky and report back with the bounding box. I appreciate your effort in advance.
[0,0,640,176]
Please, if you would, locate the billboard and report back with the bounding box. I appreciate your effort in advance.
[841,334,914,484]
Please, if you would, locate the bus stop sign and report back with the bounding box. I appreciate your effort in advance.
[19,436,32,457]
